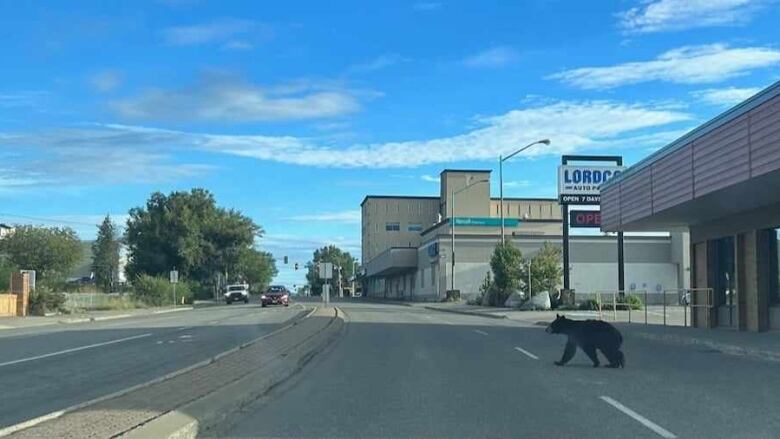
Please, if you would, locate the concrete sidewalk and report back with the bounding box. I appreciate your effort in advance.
[0,306,195,331]
[421,301,780,362]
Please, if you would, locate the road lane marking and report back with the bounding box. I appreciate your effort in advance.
[0,306,316,438]
[599,396,676,439]
[473,329,488,336]
[514,346,539,360]
[0,333,153,368]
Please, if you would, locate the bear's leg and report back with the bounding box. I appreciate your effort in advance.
[582,343,600,367]
[601,346,621,368]
[554,339,577,366]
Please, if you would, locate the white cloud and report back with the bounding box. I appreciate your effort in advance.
[112,76,362,122]
[0,91,48,108]
[421,174,440,183]
[550,44,780,89]
[618,0,765,34]
[221,40,253,51]
[0,128,214,188]
[89,70,122,92]
[414,2,442,11]
[463,46,519,68]
[503,180,532,188]
[288,210,361,223]
[692,86,761,106]
[161,19,258,45]
[347,54,407,74]
[0,99,689,179]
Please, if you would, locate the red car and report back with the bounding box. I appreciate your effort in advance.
[261,285,290,307]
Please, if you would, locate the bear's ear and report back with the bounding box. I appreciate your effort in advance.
[556,313,560,318]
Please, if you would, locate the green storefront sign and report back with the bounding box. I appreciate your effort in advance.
[452,217,519,227]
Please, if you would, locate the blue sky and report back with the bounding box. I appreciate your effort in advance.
[1,0,780,287]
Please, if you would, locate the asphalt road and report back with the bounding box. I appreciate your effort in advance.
[0,302,305,429]
[221,301,780,439]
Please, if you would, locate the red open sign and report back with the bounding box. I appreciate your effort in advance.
[569,210,601,228]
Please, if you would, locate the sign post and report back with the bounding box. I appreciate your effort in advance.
[558,156,625,293]
[170,269,178,308]
[318,262,333,305]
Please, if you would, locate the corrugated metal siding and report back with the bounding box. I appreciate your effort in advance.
[750,97,780,177]
[692,115,750,196]
[652,143,694,212]
[619,167,653,224]
[600,184,621,230]
[600,88,780,228]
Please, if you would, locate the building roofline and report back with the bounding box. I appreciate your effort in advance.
[439,169,492,174]
[603,79,780,190]
[360,195,440,206]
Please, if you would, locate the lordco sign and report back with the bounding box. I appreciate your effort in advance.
[558,165,625,205]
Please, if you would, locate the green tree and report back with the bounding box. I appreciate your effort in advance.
[124,189,262,287]
[235,248,277,293]
[489,241,524,306]
[0,225,82,287]
[0,257,17,290]
[305,245,356,295]
[92,215,121,293]
[520,242,563,296]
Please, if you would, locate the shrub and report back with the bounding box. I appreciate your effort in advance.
[489,242,523,306]
[132,274,193,306]
[578,295,643,311]
[623,294,643,310]
[28,288,67,315]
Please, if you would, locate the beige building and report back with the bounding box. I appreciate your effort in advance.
[361,169,562,300]
[361,169,688,302]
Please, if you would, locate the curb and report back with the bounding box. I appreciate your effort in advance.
[120,307,345,439]
[49,306,195,326]
[362,298,414,307]
[631,331,780,363]
[0,307,314,438]
[423,306,508,319]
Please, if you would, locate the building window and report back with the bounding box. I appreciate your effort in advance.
[386,222,400,231]
[408,223,423,232]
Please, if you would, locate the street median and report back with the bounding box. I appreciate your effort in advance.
[5,306,344,439]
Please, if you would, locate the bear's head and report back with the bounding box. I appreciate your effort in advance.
[545,314,569,334]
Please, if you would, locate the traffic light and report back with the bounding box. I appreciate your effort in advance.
[294,263,299,270]
[283,256,288,264]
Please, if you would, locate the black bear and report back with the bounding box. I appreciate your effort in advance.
[545,314,625,368]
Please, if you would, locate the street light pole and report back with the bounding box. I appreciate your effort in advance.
[499,139,551,245]
[450,190,455,292]
[499,154,504,244]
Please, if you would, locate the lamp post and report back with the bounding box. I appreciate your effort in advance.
[499,139,551,244]
[450,177,489,292]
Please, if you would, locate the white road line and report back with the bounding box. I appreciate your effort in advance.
[600,396,676,439]
[514,346,539,360]
[0,333,153,368]
[473,329,488,336]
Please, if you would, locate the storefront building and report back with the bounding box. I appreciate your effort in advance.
[601,81,780,332]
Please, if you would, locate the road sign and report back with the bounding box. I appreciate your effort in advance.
[318,262,333,279]
[170,270,179,284]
